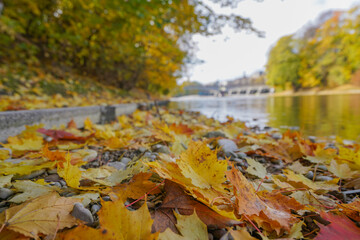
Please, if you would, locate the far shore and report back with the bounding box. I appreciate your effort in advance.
[272,84,360,96]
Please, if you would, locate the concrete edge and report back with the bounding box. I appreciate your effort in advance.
[0,100,169,142]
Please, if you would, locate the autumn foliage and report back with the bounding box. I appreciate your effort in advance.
[1,108,360,239]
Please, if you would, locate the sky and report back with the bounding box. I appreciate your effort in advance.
[188,0,359,84]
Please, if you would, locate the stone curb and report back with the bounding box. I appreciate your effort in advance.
[0,101,168,142]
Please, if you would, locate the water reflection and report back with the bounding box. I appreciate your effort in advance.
[170,94,360,141]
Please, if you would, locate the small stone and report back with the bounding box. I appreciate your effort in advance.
[308,136,317,143]
[0,188,14,200]
[51,182,62,188]
[236,152,247,159]
[47,169,58,174]
[0,207,7,213]
[73,149,98,162]
[14,169,45,180]
[91,204,101,214]
[108,162,126,170]
[102,196,111,201]
[65,192,76,197]
[152,144,170,154]
[144,152,152,158]
[317,165,328,171]
[271,133,282,140]
[208,233,214,240]
[138,147,147,153]
[315,176,333,181]
[59,180,67,187]
[218,139,238,154]
[203,131,226,138]
[120,157,131,165]
[44,174,62,182]
[233,158,245,165]
[71,202,94,223]
[305,171,314,180]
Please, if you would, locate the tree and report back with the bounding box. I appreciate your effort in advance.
[0,0,261,94]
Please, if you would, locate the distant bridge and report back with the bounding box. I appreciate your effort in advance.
[226,85,274,96]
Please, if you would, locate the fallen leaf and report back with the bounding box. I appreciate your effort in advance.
[0,175,13,188]
[57,153,81,188]
[177,141,227,189]
[245,157,267,179]
[338,199,360,222]
[315,212,360,240]
[9,180,55,203]
[152,180,239,234]
[158,211,208,240]
[113,172,161,200]
[228,228,257,240]
[0,192,79,239]
[226,167,303,234]
[58,197,158,240]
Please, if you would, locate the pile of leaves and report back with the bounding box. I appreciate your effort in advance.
[1,108,360,239]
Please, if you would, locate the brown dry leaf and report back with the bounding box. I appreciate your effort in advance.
[113,172,161,200]
[339,199,360,221]
[0,192,79,239]
[152,180,238,234]
[58,196,158,240]
[226,167,303,234]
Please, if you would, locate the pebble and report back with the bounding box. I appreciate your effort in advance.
[51,182,62,188]
[44,174,62,182]
[71,203,94,223]
[108,162,126,170]
[153,145,171,154]
[218,139,238,154]
[144,152,152,158]
[59,180,67,187]
[208,233,214,240]
[236,152,247,159]
[271,133,282,140]
[47,169,58,174]
[14,169,46,180]
[120,157,131,165]
[233,158,245,166]
[317,165,328,171]
[212,229,227,239]
[305,171,314,180]
[203,131,226,138]
[0,188,14,200]
[0,207,7,213]
[91,204,101,214]
[102,196,111,201]
[0,201,7,207]
[138,147,147,153]
[315,176,333,181]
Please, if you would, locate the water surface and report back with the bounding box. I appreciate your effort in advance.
[170,94,360,141]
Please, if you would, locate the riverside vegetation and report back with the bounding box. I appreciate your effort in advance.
[1,107,360,239]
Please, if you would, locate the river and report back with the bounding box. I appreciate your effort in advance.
[169,94,360,141]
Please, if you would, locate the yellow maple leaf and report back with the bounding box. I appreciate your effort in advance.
[57,153,81,188]
[177,141,227,189]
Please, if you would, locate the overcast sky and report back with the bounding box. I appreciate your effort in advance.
[188,0,359,84]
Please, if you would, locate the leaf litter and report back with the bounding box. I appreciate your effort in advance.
[1,107,360,239]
